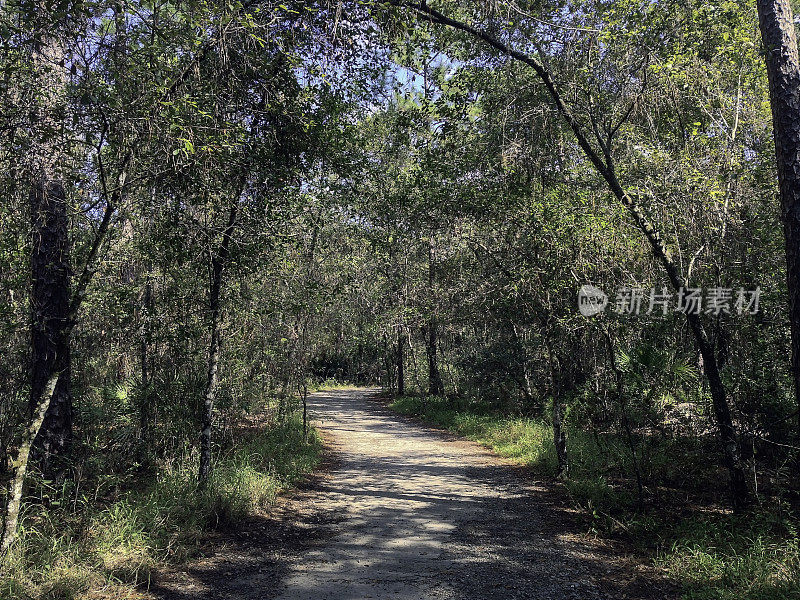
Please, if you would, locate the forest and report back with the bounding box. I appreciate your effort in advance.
[2,0,800,598]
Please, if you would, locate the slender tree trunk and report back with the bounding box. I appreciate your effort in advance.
[139,279,153,442]
[511,322,535,404]
[383,333,394,391]
[545,339,568,478]
[552,396,567,479]
[397,326,405,396]
[198,275,222,486]
[198,206,237,487]
[1,371,61,556]
[427,241,443,396]
[302,381,308,444]
[756,0,800,435]
[427,319,443,395]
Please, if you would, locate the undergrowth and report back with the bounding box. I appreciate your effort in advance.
[0,413,321,600]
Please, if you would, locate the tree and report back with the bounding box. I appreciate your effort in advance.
[387,0,751,509]
[26,3,73,473]
[755,0,800,433]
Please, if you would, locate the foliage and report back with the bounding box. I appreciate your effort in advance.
[1,0,799,597]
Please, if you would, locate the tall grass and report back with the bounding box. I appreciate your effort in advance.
[389,394,800,600]
[0,414,321,600]
[653,510,800,600]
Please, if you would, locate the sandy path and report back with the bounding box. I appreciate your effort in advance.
[152,388,675,600]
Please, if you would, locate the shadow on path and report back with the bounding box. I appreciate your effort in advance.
[150,388,676,600]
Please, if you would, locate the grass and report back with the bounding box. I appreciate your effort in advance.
[389,393,800,600]
[310,378,360,392]
[0,413,321,600]
[653,510,800,600]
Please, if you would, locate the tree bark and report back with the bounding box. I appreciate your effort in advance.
[198,205,237,486]
[397,0,750,509]
[545,339,568,478]
[756,0,800,434]
[139,279,153,441]
[26,11,72,475]
[29,178,72,472]
[2,371,60,555]
[397,325,405,396]
[427,240,443,396]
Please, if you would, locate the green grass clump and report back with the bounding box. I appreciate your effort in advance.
[653,509,800,600]
[390,394,593,477]
[0,413,321,600]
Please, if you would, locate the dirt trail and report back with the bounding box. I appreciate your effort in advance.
[152,388,676,600]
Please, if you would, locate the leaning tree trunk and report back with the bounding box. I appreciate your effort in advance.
[756,0,800,433]
[2,372,60,555]
[198,206,237,487]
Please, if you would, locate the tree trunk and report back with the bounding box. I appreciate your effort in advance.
[198,267,222,486]
[29,178,72,473]
[427,241,443,396]
[2,371,61,556]
[397,326,405,396]
[139,279,153,442]
[552,396,568,479]
[302,381,308,444]
[383,333,394,390]
[427,319,443,396]
[198,206,237,487]
[25,11,72,475]
[545,339,568,478]
[756,0,800,433]
[511,322,535,404]
[692,323,750,505]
